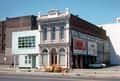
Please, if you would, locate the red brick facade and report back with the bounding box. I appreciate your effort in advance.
[70,14,107,39]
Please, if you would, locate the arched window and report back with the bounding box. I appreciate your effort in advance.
[58,48,65,65]
[42,49,48,66]
[59,48,65,53]
[43,49,48,53]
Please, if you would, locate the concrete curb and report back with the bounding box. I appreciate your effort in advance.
[0,70,120,78]
[0,68,120,77]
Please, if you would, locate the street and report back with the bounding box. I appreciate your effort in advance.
[0,72,120,81]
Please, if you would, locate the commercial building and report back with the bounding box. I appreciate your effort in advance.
[12,30,40,68]
[12,9,109,69]
[0,21,6,64]
[0,15,37,65]
[99,18,120,65]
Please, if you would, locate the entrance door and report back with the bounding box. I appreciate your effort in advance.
[32,56,36,68]
[51,48,57,65]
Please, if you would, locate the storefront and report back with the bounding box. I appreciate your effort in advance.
[39,43,69,68]
[72,37,87,68]
[72,30,99,68]
[12,30,40,68]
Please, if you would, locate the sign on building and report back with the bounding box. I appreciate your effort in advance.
[88,41,97,56]
[73,38,87,55]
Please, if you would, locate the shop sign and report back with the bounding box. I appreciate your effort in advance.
[88,41,97,56]
[73,38,87,55]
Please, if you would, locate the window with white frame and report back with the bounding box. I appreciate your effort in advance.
[60,26,64,39]
[25,56,32,64]
[43,27,47,40]
[51,27,56,40]
[18,36,35,48]
[59,48,65,65]
[42,49,48,66]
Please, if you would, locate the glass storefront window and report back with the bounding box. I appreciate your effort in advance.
[59,48,65,65]
[42,49,48,66]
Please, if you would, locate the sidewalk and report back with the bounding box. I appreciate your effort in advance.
[0,65,120,77]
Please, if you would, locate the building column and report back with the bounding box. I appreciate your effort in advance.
[75,56,79,68]
[13,55,16,68]
[48,53,50,67]
[57,53,59,66]
[66,44,70,68]
[80,56,83,69]
[38,53,43,68]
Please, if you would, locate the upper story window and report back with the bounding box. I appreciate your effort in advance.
[51,27,56,40]
[18,36,35,48]
[60,26,64,39]
[43,28,47,40]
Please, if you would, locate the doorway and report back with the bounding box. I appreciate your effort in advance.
[51,48,57,65]
[32,56,36,68]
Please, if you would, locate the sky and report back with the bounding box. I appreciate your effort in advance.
[0,0,120,25]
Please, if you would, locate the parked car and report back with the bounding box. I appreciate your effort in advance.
[89,62,106,68]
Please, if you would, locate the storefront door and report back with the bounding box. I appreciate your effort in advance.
[32,56,36,68]
[51,48,57,65]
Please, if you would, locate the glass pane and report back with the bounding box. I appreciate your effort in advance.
[29,60,31,64]
[25,56,27,59]
[60,55,65,65]
[25,60,27,64]
[59,48,65,52]
[51,27,55,40]
[60,26,64,39]
[42,49,48,53]
[42,54,48,65]
[18,36,35,48]
[43,28,47,40]
[29,56,31,59]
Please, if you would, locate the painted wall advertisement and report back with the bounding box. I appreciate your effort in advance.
[73,38,87,55]
[88,41,97,56]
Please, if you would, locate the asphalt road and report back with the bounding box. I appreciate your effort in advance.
[0,72,120,81]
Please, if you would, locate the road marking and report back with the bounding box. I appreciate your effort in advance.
[0,75,77,81]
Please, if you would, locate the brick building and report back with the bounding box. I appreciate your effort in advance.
[0,21,6,64]
[12,9,110,69]
[0,15,37,64]
[38,9,109,68]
